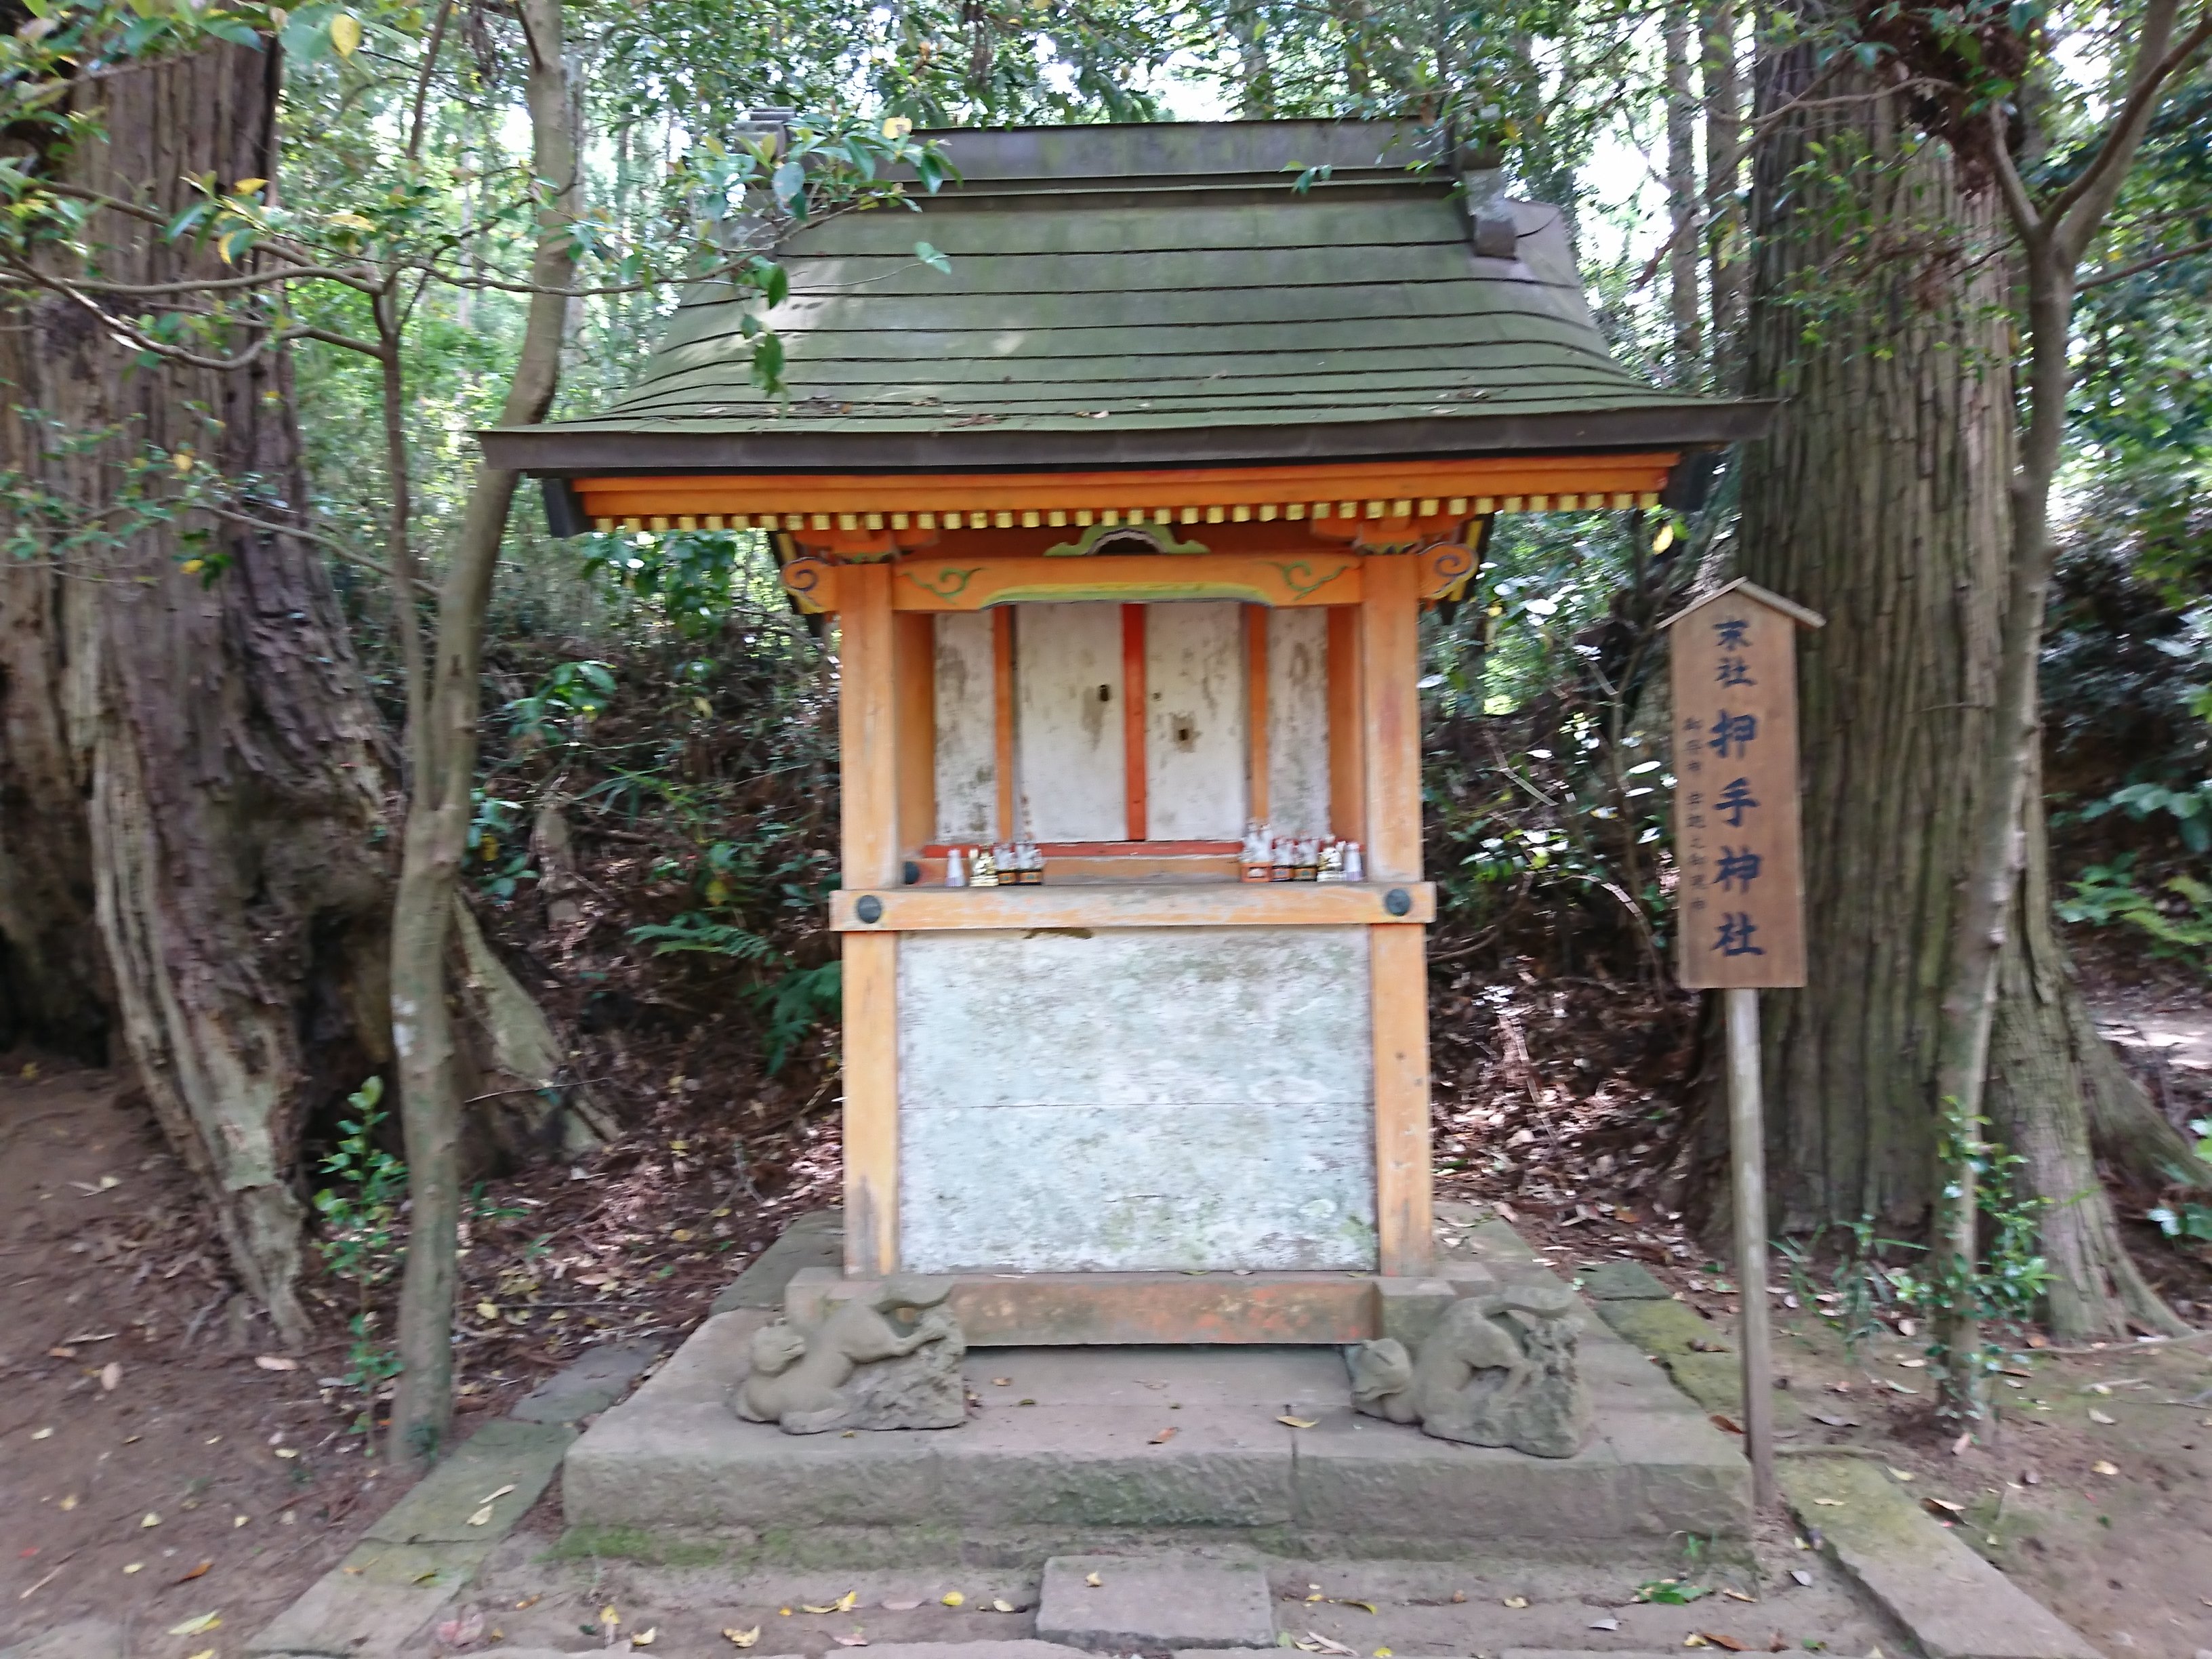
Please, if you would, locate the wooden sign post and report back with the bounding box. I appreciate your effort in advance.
[1662,577,1824,1511]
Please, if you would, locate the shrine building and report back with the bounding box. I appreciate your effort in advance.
[487,119,1766,1345]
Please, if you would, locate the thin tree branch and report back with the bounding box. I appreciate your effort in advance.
[1988,111,2043,240]
[33,263,373,298]
[2078,234,2212,288]
[407,0,457,162]
[2047,3,2212,260]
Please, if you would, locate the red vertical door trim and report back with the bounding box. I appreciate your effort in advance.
[1122,602,1148,842]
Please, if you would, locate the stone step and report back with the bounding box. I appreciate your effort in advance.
[1035,1556,1275,1650]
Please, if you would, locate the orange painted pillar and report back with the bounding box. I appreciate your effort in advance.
[838,563,900,1276]
[1359,556,1433,1276]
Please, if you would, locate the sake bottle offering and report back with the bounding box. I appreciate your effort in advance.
[1242,820,1272,883]
[1270,835,1294,881]
[1296,837,1319,880]
[945,846,967,888]
[1344,840,1365,882]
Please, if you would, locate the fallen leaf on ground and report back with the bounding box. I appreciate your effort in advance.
[29,1427,53,1440]
[834,1635,867,1648]
[467,1504,494,1526]
[724,1627,761,1647]
[1277,1416,1319,1429]
[436,1614,485,1645]
[940,1592,965,1607]
[47,1347,77,1360]
[633,1628,658,1646]
[991,1378,1012,1386]
[173,1561,211,1584]
[1450,1591,1467,1604]
[1951,1431,1973,1455]
[1788,1570,1813,1587]
[1811,1498,1843,1507]
[1083,1574,1102,1589]
[1589,1616,1621,1631]
[167,1613,220,1637]
[99,1362,121,1391]
[477,1483,516,1504]
[601,1605,621,1628]
[1710,1414,1744,1435]
[1924,1498,1964,1517]
[1503,1595,1530,1608]
[1307,1633,1355,1656]
[1150,1427,1177,1443]
[990,1599,1015,1613]
[1809,1412,1857,1427]
[122,1565,141,1576]
[803,1603,842,1614]
[882,1597,924,1610]
[1886,1469,1915,1482]
[1685,1638,1709,1650]
[2092,1460,2118,1475]
[1721,1589,1755,1603]
[1698,1635,1748,1652]
[1336,1599,1377,1614]
[253,1355,298,1371]
[140,1513,160,1528]
[514,1595,541,1610]
[2087,1408,2114,1425]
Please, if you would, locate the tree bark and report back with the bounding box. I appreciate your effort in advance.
[1700,0,1744,387]
[1664,0,1702,377]
[0,37,392,1342]
[1712,35,2188,1341]
[388,0,579,1469]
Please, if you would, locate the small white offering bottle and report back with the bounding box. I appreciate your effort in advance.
[945,846,967,888]
[1344,840,1365,882]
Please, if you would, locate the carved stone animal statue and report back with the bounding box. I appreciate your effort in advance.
[733,1276,967,1434]
[1346,1284,1590,1458]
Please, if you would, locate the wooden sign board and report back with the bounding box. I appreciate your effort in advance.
[1661,579,1823,989]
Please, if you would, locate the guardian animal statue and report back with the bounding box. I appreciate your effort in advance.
[733,1277,967,1434]
[1346,1283,1590,1458]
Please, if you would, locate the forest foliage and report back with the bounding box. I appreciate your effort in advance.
[2,0,2210,1429]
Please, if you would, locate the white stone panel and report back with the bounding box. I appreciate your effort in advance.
[1012,602,1126,841]
[933,611,998,842]
[1143,600,1248,840]
[1267,607,1331,838]
[896,926,1375,1272]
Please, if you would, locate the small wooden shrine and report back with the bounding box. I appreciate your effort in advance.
[489,119,1765,1346]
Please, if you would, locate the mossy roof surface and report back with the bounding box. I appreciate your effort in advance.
[487,121,1765,474]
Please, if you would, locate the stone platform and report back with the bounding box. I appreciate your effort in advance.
[562,1297,1747,1553]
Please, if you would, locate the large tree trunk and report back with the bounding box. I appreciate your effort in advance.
[0,38,392,1341]
[1714,39,2186,1338]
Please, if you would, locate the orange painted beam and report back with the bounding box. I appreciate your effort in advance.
[828,881,1436,932]
[1122,603,1147,844]
[573,453,1679,522]
[885,552,1360,612]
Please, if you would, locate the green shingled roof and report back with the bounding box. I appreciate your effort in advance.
[483,121,1767,476]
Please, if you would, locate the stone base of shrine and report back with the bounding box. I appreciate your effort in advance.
[781,1264,1496,1347]
[560,1307,1749,1555]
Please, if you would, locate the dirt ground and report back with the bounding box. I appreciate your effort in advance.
[447,1538,1891,1656]
[0,1060,388,1647]
[7,1023,2210,1658]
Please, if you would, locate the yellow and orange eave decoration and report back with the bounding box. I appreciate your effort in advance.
[569,453,1676,538]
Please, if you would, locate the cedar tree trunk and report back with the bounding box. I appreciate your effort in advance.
[0,37,391,1341]
[1713,43,2188,1336]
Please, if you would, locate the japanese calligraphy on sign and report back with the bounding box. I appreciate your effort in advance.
[1660,579,1824,989]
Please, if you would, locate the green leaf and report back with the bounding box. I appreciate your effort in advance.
[914,239,949,274]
